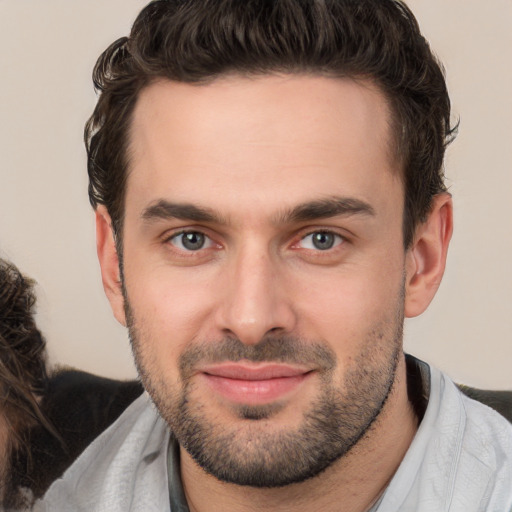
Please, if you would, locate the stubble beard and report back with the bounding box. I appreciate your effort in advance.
[125,296,404,488]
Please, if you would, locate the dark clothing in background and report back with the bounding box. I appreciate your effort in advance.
[9,369,143,501]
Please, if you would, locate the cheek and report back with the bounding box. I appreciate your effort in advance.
[292,260,405,350]
[124,265,219,357]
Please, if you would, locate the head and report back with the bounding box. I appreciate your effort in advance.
[87,0,455,251]
[93,0,454,488]
[0,258,49,506]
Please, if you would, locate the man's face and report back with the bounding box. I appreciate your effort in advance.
[118,75,408,485]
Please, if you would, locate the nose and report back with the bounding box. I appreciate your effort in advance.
[215,245,297,345]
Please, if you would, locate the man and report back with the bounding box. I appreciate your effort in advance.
[36,1,512,511]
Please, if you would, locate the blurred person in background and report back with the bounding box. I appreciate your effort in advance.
[0,257,142,510]
[0,257,53,509]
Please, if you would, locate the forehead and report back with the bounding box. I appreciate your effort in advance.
[126,75,401,222]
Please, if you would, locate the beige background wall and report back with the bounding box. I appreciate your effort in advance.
[0,1,510,388]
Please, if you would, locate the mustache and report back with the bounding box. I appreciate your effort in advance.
[179,335,337,377]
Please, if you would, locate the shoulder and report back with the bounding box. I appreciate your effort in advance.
[458,384,512,423]
[382,363,512,510]
[458,384,512,470]
[436,369,512,508]
[25,369,144,497]
[436,369,512,449]
[434,368,512,460]
[34,393,171,512]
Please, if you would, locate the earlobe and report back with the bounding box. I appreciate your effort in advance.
[404,193,453,318]
[95,206,127,326]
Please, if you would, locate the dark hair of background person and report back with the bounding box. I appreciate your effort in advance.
[0,258,144,508]
[85,0,457,254]
[0,259,54,509]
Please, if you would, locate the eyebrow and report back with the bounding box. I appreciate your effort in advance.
[141,196,375,225]
[141,201,222,224]
[277,197,375,224]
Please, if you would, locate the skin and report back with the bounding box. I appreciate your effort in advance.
[97,75,452,512]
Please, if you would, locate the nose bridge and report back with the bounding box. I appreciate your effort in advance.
[216,239,295,344]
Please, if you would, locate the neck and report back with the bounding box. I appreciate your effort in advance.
[180,354,418,512]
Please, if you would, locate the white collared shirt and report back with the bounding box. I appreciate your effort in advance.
[34,363,512,512]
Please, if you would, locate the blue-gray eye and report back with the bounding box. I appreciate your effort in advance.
[171,232,212,251]
[299,231,342,250]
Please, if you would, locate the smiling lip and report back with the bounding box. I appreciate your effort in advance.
[199,363,312,404]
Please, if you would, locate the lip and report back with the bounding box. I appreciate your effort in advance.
[199,363,313,405]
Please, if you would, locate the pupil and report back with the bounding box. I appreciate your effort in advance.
[313,232,334,250]
[183,232,204,250]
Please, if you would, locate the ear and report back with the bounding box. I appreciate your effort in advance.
[96,206,127,326]
[404,193,453,318]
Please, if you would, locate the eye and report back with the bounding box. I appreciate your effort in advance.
[169,231,214,251]
[298,231,343,251]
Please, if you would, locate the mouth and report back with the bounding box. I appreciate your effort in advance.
[198,362,314,405]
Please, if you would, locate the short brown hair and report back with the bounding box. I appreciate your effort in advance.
[85,0,456,248]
